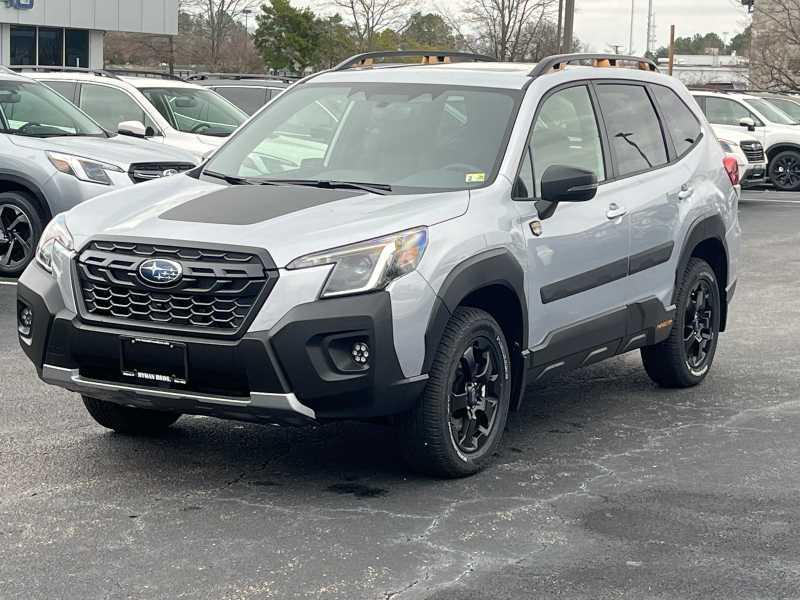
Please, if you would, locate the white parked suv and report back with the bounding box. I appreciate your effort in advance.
[692,90,800,190]
[25,69,249,160]
[716,129,766,187]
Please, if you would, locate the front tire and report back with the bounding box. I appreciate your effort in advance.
[769,150,800,191]
[641,258,721,388]
[82,396,181,435]
[401,307,511,478]
[0,191,42,276]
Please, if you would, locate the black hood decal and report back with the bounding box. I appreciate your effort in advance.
[159,185,364,225]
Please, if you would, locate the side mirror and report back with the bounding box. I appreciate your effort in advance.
[118,120,148,138]
[540,164,598,203]
[739,117,756,132]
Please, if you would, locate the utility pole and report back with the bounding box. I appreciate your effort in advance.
[563,0,575,52]
[629,0,635,54]
[668,24,675,75]
[557,0,564,53]
[646,0,653,54]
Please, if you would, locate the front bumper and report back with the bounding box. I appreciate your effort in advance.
[18,264,426,424]
[741,163,767,187]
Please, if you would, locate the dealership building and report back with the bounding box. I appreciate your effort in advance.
[0,0,177,69]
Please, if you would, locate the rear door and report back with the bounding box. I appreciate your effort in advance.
[516,83,631,365]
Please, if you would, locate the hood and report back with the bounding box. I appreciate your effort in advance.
[8,134,198,167]
[65,175,469,267]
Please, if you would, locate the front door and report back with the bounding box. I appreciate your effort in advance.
[515,83,630,374]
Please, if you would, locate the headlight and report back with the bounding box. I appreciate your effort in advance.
[36,213,73,273]
[47,151,124,186]
[287,227,428,298]
[719,140,737,153]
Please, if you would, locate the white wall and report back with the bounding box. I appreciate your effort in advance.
[0,0,178,35]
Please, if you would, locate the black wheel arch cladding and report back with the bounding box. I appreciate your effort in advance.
[674,213,730,331]
[0,172,53,223]
[423,248,528,406]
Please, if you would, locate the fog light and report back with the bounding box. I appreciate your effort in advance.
[18,303,33,337]
[352,342,370,365]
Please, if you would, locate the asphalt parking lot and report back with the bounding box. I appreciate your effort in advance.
[1,191,799,600]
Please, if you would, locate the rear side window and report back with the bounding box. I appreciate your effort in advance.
[214,86,266,115]
[595,84,668,177]
[41,80,76,102]
[651,85,702,156]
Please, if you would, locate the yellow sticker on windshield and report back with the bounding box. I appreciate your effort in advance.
[465,172,486,183]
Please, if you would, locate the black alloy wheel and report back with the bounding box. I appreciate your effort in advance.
[0,201,36,274]
[683,279,716,372]
[449,338,503,456]
[770,150,800,191]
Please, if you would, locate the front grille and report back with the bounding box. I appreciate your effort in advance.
[129,162,195,184]
[75,241,277,337]
[740,141,765,164]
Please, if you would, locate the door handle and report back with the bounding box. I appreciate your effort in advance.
[678,184,694,200]
[606,203,627,220]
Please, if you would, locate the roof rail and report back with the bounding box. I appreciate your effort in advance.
[333,50,495,71]
[105,68,182,81]
[186,72,299,82]
[529,53,659,78]
[9,65,120,79]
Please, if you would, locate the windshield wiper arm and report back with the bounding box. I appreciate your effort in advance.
[264,179,392,195]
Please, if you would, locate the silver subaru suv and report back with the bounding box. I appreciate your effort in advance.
[0,70,197,275]
[17,52,741,477]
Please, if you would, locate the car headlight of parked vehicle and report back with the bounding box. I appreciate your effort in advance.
[288,227,428,298]
[719,140,737,153]
[35,213,74,273]
[47,151,124,186]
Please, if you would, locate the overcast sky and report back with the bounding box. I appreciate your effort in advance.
[295,0,752,54]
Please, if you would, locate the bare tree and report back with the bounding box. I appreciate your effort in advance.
[331,0,413,51]
[750,0,800,89]
[186,0,260,67]
[443,0,557,61]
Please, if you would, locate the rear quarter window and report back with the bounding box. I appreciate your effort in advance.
[651,85,702,157]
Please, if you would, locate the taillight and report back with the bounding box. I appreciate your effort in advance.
[723,156,740,186]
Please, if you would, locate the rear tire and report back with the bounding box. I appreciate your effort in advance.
[0,191,42,276]
[82,396,181,435]
[769,150,800,191]
[401,307,511,478]
[641,258,721,388]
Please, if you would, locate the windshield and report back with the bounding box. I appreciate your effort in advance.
[140,87,247,137]
[764,97,800,122]
[0,80,106,137]
[744,98,798,125]
[203,82,520,192]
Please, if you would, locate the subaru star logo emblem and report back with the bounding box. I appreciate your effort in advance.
[138,259,183,286]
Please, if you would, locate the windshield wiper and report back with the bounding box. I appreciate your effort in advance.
[263,179,392,195]
[203,170,273,186]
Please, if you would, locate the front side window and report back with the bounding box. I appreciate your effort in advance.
[744,98,797,125]
[204,82,521,192]
[530,85,605,196]
[214,86,267,115]
[651,85,702,156]
[80,84,151,132]
[141,87,247,137]
[596,84,668,177]
[704,97,759,127]
[0,81,106,138]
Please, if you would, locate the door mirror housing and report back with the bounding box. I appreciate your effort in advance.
[739,116,756,132]
[118,120,149,138]
[540,165,599,203]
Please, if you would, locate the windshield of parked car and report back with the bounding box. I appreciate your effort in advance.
[744,98,798,125]
[763,97,800,122]
[140,87,247,137]
[203,82,521,192]
[0,80,106,138]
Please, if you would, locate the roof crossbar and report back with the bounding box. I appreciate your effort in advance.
[529,53,659,78]
[333,50,495,71]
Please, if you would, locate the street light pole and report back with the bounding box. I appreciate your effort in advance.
[243,8,252,34]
